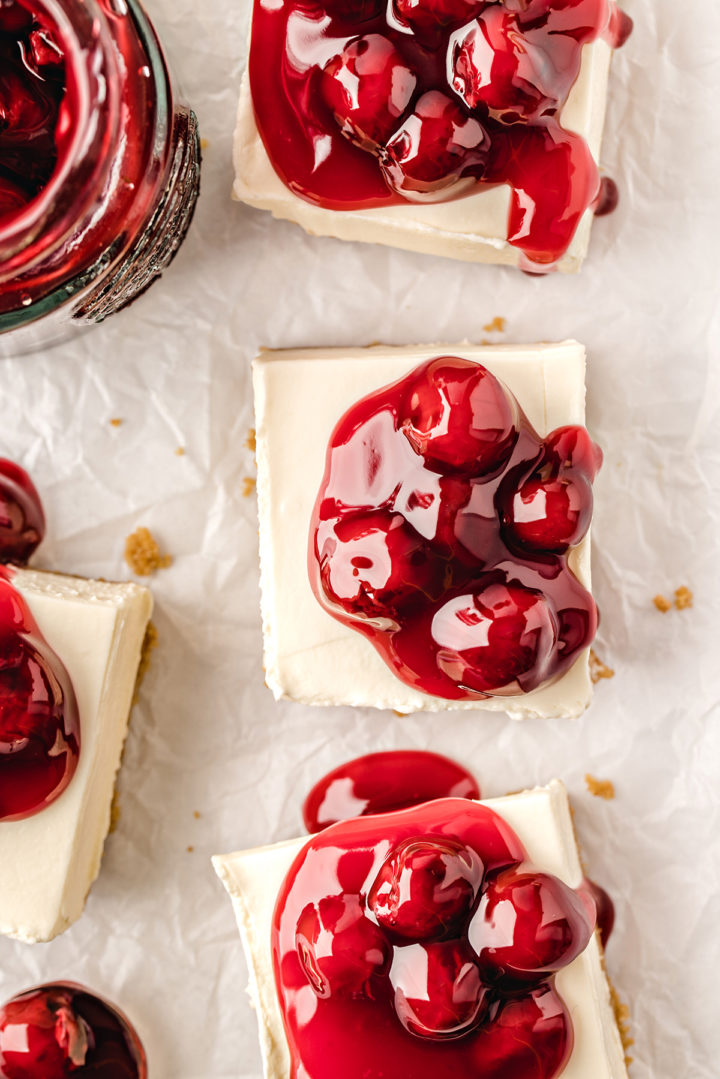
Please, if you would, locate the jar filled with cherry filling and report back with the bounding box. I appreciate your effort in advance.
[0,0,200,351]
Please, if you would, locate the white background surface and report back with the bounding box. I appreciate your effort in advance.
[0,0,719,1076]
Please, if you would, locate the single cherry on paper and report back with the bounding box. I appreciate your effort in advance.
[0,459,45,564]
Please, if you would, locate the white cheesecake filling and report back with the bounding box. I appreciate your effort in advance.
[213,780,628,1079]
[233,24,613,272]
[0,568,153,944]
[254,341,593,718]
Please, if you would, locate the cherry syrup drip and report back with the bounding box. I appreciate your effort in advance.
[593,176,619,218]
[0,983,146,1078]
[249,0,632,268]
[274,798,597,1079]
[0,0,68,224]
[303,749,480,832]
[580,876,615,948]
[0,459,80,822]
[309,357,601,702]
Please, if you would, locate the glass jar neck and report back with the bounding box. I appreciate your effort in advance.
[0,0,122,277]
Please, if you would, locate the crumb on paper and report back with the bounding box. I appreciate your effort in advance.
[482,316,506,334]
[108,790,121,834]
[585,774,615,800]
[589,648,615,684]
[245,428,257,454]
[609,982,635,1065]
[242,476,257,497]
[186,845,195,853]
[125,527,172,576]
[176,446,186,457]
[653,594,672,613]
[200,138,209,151]
[134,621,158,699]
[193,810,201,819]
[109,418,123,428]
[674,586,693,610]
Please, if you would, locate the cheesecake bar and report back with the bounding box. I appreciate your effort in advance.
[0,568,152,943]
[253,341,594,718]
[213,780,628,1079]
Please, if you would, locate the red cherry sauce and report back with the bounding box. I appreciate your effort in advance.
[581,876,615,948]
[249,0,632,267]
[309,357,601,702]
[0,458,45,564]
[0,0,69,224]
[303,749,480,832]
[274,798,596,1078]
[0,983,146,1078]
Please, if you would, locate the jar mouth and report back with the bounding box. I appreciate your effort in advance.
[0,0,121,273]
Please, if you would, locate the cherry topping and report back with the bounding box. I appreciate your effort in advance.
[503,473,592,553]
[0,982,146,1078]
[0,459,45,564]
[319,510,446,619]
[296,894,391,999]
[390,938,488,1039]
[450,7,561,122]
[390,0,488,37]
[0,0,31,34]
[471,983,572,1076]
[0,174,29,220]
[401,357,517,476]
[432,582,557,694]
[322,35,416,152]
[381,91,489,201]
[469,868,596,986]
[302,749,480,833]
[580,876,615,948]
[368,835,483,940]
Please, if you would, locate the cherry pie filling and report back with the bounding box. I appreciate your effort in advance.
[249,0,632,266]
[0,983,146,1078]
[274,797,599,1079]
[0,458,80,822]
[309,357,601,702]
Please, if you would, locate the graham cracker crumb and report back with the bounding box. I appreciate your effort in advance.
[653,594,671,613]
[483,316,506,334]
[245,428,257,454]
[200,138,209,151]
[585,774,615,800]
[186,845,195,853]
[125,527,172,576]
[609,982,635,1064]
[176,446,186,457]
[193,810,201,819]
[674,586,693,610]
[242,476,257,498]
[134,621,158,695]
[109,417,123,427]
[108,790,121,834]
[589,648,615,683]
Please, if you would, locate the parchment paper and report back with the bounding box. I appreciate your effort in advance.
[0,0,719,1075]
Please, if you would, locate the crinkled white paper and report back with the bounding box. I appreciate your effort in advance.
[0,0,719,1076]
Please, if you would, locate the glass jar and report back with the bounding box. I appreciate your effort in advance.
[0,0,200,354]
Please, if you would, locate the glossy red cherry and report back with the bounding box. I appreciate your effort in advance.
[296,894,391,999]
[543,425,603,479]
[381,91,489,201]
[318,511,446,619]
[469,869,596,985]
[368,835,483,940]
[580,876,615,948]
[401,358,517,477]
[321,35,416,153]
[432,582,557,694]
[0,983,146,1078]
[0,64,56,145]
[504,472,593,553]
[390,938,488,1040]
[468,983,573,1076]
[450,7,559,122]
[507,0,611,42]
[0,174,29,220]
[390,0,488,36]
[26,27,65,73]
[0,459,46,564]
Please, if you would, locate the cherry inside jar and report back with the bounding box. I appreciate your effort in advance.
[0,0,200,348]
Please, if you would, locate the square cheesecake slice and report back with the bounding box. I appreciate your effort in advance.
[253,341,594,718]
[213,780,628,1079]
[234,30,613,272]
[0,567,152,943]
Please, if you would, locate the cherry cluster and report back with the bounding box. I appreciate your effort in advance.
[295,832,595,1042]
[0,0,67,222]
[318,0,611,201]
[311,357,601,699]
